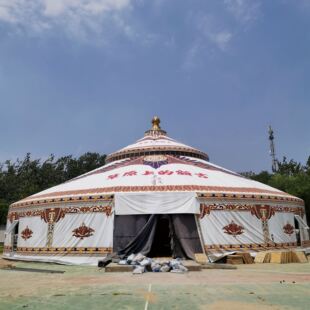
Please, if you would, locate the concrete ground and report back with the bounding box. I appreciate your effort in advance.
[0,259,309,310]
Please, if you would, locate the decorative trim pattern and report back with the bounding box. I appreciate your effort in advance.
[46,223,55,248]
[41,208,65,247]
[8,212,20,223]
[3,245,12,253]
[8,205,113,222]
[15,247,112,255]
[41,208,65,224]
[11,196,114,209]
[21,226,33,240]
[199,193,303,206]
[283,223,295,236]
[65,206,112,216]
[199,204,305,219]
[12,185,301,207]
[106,145,209,163]
[223,221,244,236]
[273,206,304,218]
[72,223,95,239]
[200,204,211,218]
[205,242,297,251]
[11,189,303,210]
[8,210,40,223]
[251,205,275,221]
[261,220,271,244]
[200,204,251,218]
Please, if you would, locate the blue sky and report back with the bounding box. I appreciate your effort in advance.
[0,0,309,172]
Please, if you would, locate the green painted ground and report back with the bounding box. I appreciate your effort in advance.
[0,261,309,310]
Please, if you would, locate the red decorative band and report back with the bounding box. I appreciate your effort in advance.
[3,245,12,253]
[205,242,297,250]
[8,205,113,223]
[200,204,304,219]
[13,185,301,207]
[15,247,112,255]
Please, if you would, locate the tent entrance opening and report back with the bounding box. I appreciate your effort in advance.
[13,224,18,251]
[113,214,203,260]
[294,217,301,246]
[149,216,172,257]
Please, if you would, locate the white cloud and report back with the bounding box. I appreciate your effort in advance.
[42,0,130,17]
[0,0,132,39]
[182,40,201,71]
[182,1,261,70]
[211,31,232,50]
[224,0,261,24]
[294,0,310,11]
[196,14,233,51]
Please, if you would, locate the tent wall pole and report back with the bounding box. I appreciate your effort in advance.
[194,214,207,257]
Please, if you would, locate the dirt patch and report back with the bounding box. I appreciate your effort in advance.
[0,258,14,269]
[203,301,290,310]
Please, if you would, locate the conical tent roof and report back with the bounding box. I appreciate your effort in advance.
[12,117,302,208]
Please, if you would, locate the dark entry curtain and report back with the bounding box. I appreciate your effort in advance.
[114,214,158,256]
[113,214,203,259]
[171,214,203,260]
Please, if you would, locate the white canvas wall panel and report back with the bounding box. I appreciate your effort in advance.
[17,217,47,247]
[301,214,310,241]
[268,213,296,243]
[4,220,12,247]
[115,192,199,215]
[52,213,113,248]
[200,211,264,245]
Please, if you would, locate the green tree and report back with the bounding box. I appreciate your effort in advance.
[246,156,310,225]
[0,152,106,224]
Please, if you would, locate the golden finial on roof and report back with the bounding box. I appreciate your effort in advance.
[152,116,161,130]
[145,116,167,137]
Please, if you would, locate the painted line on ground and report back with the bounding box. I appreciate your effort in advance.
[144,283,152,310]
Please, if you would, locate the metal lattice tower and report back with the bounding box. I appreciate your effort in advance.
[268,126,278,172]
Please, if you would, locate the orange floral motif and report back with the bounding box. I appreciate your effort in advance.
[72,223,95,239]
[223,221,244,236]
[21,226,33,240]
[200,204,211,219]
[283,223,295,236]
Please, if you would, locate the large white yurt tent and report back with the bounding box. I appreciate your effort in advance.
[3,117,309,265]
